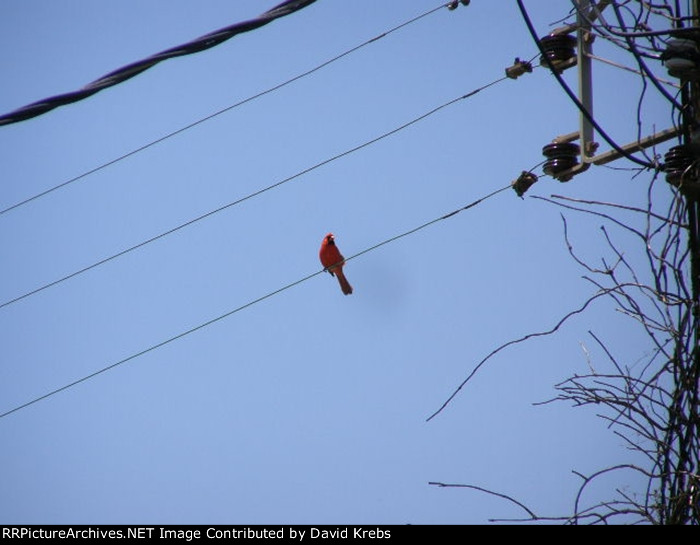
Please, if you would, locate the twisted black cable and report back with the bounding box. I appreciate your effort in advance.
[0,0,317,126]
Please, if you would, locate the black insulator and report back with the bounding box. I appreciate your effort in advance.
[543,157,579,176]
[448,0,470,9]
[542,142,580,177]
[511,171,539,197]
[539,33,577,69]
[664,145,698,187]
[542,142,580,158]
[661,38,700,79]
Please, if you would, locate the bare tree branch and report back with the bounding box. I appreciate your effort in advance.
[428,482,538,520]
[426,290,611,422]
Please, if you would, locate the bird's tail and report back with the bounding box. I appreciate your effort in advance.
[336,269,353,295]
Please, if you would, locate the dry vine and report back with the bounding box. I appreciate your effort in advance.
[430,172,699,524]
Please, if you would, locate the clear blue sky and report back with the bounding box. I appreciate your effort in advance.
[0,1,676,524]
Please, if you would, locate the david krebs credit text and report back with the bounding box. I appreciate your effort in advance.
[1,526,396,540]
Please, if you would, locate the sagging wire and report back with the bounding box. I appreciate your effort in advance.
[0,181,513,420]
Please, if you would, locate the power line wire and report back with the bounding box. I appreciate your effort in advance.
[0,0,318,127]
[0,1,453,216]
[0,74,516,311]
[585,52,680,89]
[0,183,511,420]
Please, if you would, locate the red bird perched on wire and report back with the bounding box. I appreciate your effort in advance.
[319,233,353,295]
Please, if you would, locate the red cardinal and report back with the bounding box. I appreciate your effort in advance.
[319,233,353,295]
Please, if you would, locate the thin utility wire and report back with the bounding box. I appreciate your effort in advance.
[0,73,517,311]
[0,1,453,216]
[0,182,511,420]
[0,0,318,126]
[586,52,680,89]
